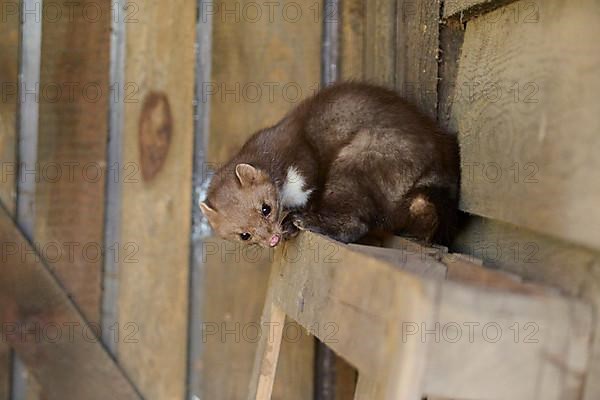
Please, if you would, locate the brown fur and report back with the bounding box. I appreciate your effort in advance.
[202,82,460,247]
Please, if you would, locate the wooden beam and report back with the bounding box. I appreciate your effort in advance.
[117,0,196,397]
[0,205,141,400]
[247,266,287,400]
[269,233,437,398]
[453,215,600,400]
[449,0,600,251]
[252,232,594,400]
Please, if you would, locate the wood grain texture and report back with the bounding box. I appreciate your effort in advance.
[453,216,600,400]
[118,0,196,398]
[262,232,593,400]
[396,0,440,118]
[247,267,286,400]
[208,0,323,165]
[0,206,141,400]
[450,0,600,250]
[20,1,112,397]
[352,375,382,400]
[443,0,518,20]
[364,0,396,85]
[35,0,111,330]
[437,18,465,131]
[202,2,322,398]
[268,232,436,399]
[340,0,365,80]
[201,239,314,400]
[0,0,19,395]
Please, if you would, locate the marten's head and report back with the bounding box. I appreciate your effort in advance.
[201,163,284,248]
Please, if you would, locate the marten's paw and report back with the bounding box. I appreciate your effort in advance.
[281,213,301,239]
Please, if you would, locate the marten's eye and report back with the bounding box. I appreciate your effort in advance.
[261,203,271,217]
[240,232,251,241]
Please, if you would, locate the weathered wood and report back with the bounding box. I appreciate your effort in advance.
[335,356,357,400]
[437,18,465,131]
[36,0,111,332]
[0,206,141,400]
[252,232,593,400]
[348,243,447,280]
[15,1,113,397]
[203,1,322,399]
[353,375,381,400]
[208,0,323,165]
[248,265,287,400]
[118,0,196,397]
[425,280,592,399]
[0,0,19,215]
[396,0,440,118]
[268,233,437,399]
[453,215,600,400]
[201,239,314,400]
[443,0,518,20]
[364,0,396,85]
[450,0,600,251]
[340,0,365,80]
[0,0,20,395]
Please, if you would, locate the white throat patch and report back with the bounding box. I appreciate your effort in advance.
[281,166,312,208]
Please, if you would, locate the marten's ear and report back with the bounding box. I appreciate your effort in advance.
[200,202,219,224]
[235,163,260,187]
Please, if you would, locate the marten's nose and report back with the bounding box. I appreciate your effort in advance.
[269,234,281,247]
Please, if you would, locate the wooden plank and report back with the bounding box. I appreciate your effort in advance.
[340,0,365,80]
[201,239,315,400]
[35,0,111,333]
[0,205,141,400]
[396,0,440,118]
[271,233,437,398]
[265,232,593,400]
[14,0,112,397]
[118,0,195,398]
[247,266,287,400]
[335,357,357,400]
[208,0,323,165]
[453,216,600,400]
[353,375,381,400]
[202,1,322,399]
[443,0,518,20]
[364,0,396,85]
[0,0,20,395]
[437,18,465,131]
[348,243,447,280]
[426,281,592,400]
[450,0,600,250]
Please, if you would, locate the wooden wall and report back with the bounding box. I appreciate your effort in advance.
[198,1,322,398]
[1,0,600,399]
[117,0,196,398]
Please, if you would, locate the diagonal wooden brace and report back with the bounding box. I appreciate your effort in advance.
[0,205,141,400]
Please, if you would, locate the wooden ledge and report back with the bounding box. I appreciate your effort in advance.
[249,231,594,400]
